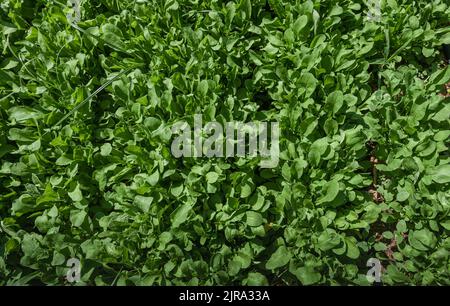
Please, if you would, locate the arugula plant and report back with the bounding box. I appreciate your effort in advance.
[0,0,449,285]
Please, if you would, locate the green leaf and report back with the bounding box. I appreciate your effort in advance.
[206,172,219,184]
[240,0,252,19]
[440,220,450,231]
[293,15,308,35]
[198,80,209,96]
[396,220,407,232]
[240,183,253,198]
[68,184,83,202]
[429,65,450,86]
[308,137,328,166]
[101,24,126,51]
[409,229,437,251]
[246,211,263,227]
[317,179,340,204]
[70,210,87,227]
[439,32,450,44]
[100,143,112,156]
[326,90,344,115]
[429,164,450,184]
[35,215,50,233]
[134,195,153,213]
[8,106,42,123]
[345,238,360,259]
[396,190,410,202]
[171,202,193,228]
[317,230,341,251]
[291,266,321,285]
[386,265,410,283]
[298,72,317,97]
[266,246,291,270]
[245,272,269,286]
[148,171,160,186]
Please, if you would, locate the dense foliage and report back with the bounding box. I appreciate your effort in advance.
[0,0,449,285]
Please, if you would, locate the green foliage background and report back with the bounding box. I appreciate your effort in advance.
[0,0,449,285]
